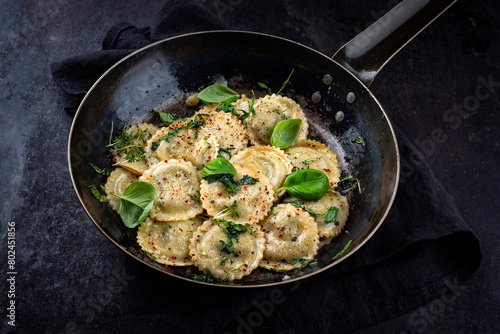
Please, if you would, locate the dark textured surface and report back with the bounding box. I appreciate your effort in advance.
[0,0,499,333]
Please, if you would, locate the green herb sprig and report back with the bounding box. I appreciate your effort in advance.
[90,163,110,176]
[214,200,239,219]
[302,158,320,165]
[258,82,272,95]
[332,240,352,260]
[151,114,206,150]
[237,90,256,124]
[335,172,362,194]
[276,69,294,95]
[108,125,148,162]
[286,201,339,223]
[89,184,108,203]
[258,69,295,96]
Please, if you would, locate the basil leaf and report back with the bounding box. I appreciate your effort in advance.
[159,112,180,126]
[202,157,237,177]
[324,206,339,223]
[277,169,329,201]
[198,84,240,104]
[111,181,156,228]
[270,119,302,149]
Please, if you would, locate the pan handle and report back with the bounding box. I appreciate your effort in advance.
[332,0,457,87]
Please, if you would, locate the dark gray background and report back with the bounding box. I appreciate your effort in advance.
[1,0,499,333]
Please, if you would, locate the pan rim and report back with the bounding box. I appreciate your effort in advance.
[67,30,400,288]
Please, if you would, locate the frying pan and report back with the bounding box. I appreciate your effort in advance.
[68,0,456,287]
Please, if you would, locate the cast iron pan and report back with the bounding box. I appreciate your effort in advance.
[68,0,456,287]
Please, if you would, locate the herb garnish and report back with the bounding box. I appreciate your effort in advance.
[225,265,243,281]
[286,201,339,223]
[159,112,182,126]
[110,181,157,228]
[277,169,330,201]
[257,69,294,96]
[150,114,206,150]
[190,190,201,203]
[332,240,352,260]
[335,172,362,194]
[218,147,235,159]
[216,219,248,265]
[280,258,318,270]
[237,90,256,123]
[193,269,223,283]
[202,158,258,195]
[204,174,259,195]
[324,206,339,223]
[273,108,285,118]
[214,200,239,219]
[302,158,320,165]
[258,82,272,95]
[286,201,320,218]
[218,102,238,115]
[89,184,108,202]
[276,69,294,95]
[139,249,157,262]
[270,119,302,149]
[90,163,110,176]
[198,84,240,104]
[108,125,148,162]
[352,136,366,147]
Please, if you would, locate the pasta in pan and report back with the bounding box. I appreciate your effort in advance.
[189,219,265,281]
[242,94,309,145]
[229,146,292,193]
[138,159,203,221]
[199,164,275,225]
[137,217,203,266]
[98,83,352,281]
[285,139,342,187]
[104,167,138,212]
[259,204,319,271]
[112,123,159,175]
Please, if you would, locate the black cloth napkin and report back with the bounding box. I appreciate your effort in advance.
[51,1,482,333]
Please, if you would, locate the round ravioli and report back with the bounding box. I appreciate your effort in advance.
[104,167,138,212]
[259,204,319,271]
[112,123,159,175]
[145,118,219,169]
[200,164,275,225]
[244,94,309,145]
[194,110,249,156]
[139,159,203,221]
[285,139,341,187]
[230,146,292,192]
[283,190,349,242]
[189,219,265,281]
[137,217,203,266]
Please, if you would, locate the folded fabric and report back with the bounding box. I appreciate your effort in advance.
[51,1,481,332]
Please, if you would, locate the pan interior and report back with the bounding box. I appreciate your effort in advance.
[69,31,399,287]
